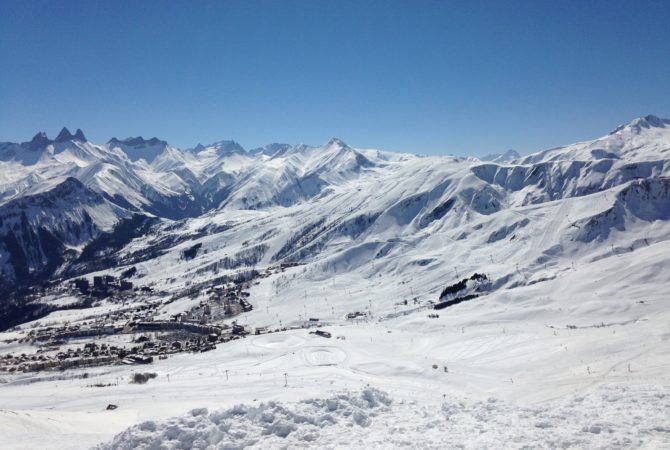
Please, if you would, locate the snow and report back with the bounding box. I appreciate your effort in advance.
[1,289,668,449]
[93,386,670,450]
[107,137,169,164]
[2,232,670,447]
[518,115,670,165]
[0,115,669,448]
[95,388,392,449]
[480,149,522,163]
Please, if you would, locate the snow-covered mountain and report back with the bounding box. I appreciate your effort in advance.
[1,115,670,449]
[107,136,170,163]
[0,133,386,289]
[0,116,669,297]
[480,149,521,163]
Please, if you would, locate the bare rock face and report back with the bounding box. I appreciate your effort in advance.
[55,127,75,143]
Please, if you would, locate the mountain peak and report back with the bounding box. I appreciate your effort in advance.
[481,149,521,163]
[610,114,670,135]
[107,136,170,162]
[202,140,246,155]
[326,137,348,148]
[628,114,668,129]
[642,114,665,125]
[26,131,52,151]
[249,143,292,157]
[108,136,168,148]
[73,128,87,141]
[55,127,75,143]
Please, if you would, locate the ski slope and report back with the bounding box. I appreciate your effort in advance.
[0,116,669,448]
[1,236,669,449]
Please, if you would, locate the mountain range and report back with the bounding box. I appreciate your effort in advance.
[0,115,669,314]
[1,116,670,448]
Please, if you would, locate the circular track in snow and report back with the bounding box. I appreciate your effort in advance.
[302,346,347,366]
[252,333,306,350]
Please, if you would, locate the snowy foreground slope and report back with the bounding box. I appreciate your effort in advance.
[0,116,669,449]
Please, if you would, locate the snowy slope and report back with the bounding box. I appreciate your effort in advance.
[0,116,669,449]
[1,236,669,449]
[107,137,170,164]
[480,149,521,163]
[1,115,669,300]
[519,115,670,164]
[0,177,133,286]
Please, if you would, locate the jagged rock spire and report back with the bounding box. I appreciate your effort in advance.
[55,127,75,142]
[73,128,87,141]
[53,127,87,142]
[28,132,52,150]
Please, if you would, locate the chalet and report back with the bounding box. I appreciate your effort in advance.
[73,278,90,294]
[239,298,253,312]
[84,343,98,352]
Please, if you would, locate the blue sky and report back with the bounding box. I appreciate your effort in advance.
[1,0,668,156]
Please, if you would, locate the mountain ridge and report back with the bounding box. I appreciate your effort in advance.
[0,115,668,301]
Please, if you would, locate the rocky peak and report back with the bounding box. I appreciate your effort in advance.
[55,127,75,143]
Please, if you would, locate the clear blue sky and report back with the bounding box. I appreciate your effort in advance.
[1,0,668,156]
